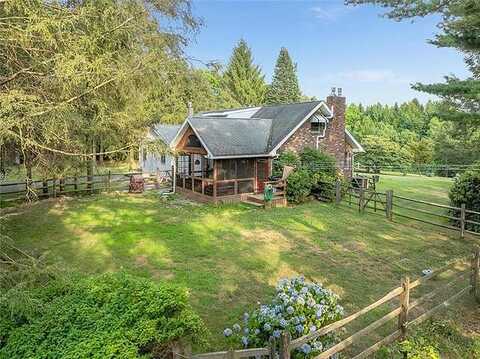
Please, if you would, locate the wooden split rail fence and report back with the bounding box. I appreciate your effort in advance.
[0,171,173,206]
[181,248,480,359]
[315,180,480,238]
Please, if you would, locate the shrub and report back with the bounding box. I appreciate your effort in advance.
[286,169,314,203]
[223,277,343,357]
[273,151,301,177]
[299,148,336,181]
[0,272,206,358]
[448,168,480,232]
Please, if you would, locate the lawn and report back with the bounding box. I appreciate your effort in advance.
[375,173,453,205]
[4,173,478,354]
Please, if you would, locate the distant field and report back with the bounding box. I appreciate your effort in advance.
[375,173,453,205]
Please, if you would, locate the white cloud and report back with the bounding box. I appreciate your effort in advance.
[311,5,351,22]
[336,69,411,84]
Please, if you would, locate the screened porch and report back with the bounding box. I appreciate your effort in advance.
[175,154,271,200]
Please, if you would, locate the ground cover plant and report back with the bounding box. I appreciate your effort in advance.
[0,269,206,358]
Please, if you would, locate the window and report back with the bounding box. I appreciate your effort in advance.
[310,114,327,137]
[177,155,190,175]
[186,134,202,148]
[160,155,166,164]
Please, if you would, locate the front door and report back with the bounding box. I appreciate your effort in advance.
[256,159,269,193]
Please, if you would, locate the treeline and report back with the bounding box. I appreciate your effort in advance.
[346,100,480,174]
[0,0,305,182]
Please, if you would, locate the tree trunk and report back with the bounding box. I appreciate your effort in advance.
[98,139,104,166]
[86,137,95,192]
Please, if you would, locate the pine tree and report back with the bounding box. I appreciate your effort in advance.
[266,47,302,105]
[223,39,267,106]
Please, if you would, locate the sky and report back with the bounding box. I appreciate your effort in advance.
[185,0,470,105]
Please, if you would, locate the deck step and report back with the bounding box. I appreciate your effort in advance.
[242,200,264,207]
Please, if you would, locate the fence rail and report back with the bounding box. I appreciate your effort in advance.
[185,248,479,359]
[317,179,480,238]
[0,170,173,206]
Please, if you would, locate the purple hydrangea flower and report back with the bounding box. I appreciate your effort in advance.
[295,324,304,333]
[273,329,281,338]
[286,306,294,315]
[264,323,272,331]
[223,328,233,337]
[300,343,312,354]
[233,323,241,332]
[241,336,249,347]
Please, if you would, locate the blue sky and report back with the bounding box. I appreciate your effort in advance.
[185,0,470,105]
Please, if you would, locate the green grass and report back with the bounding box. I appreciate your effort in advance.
[375,173,453,205]
[4,172,478,353]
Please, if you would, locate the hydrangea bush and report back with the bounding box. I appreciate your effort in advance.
[223,277,344,357]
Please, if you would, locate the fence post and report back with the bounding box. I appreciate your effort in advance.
[358,187,365,213]
[471,246,480,302]
[335,179,341,204]
[107,171,111,192]
[398,276,410,339]
[279,331,290,359]
[59,178,65,194]
[269,337,277,359]
[460,204,466,239]
[74,176,78,192]
[42,179,48,197]
[52,177,57,198]
[386,190,393,221]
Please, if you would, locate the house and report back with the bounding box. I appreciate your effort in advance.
[170,89,364,204]
[139,124,181,174]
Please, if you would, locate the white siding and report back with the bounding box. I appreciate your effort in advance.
[139,147,173,174]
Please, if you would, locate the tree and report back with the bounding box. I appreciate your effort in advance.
[266,48,302,104]
[346,0,480,125]
[223,39,267,106]
[0,0,200,182]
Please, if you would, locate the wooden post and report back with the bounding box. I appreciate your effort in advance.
[335,179,341,204]
[358,187,365,213]
[269,336,276,359]
[471,246,480,302]
[348,188,352,206]
[107,171,111,192]
[74,176,78,192]
[398,276,410,339]
[386,190,393,221]
[460,203,466,239]
[279,331,290,359]
[234,179,238,195]
[52,178,57,198]
[42,179,48,197]
[374,192,377,212]
[59,178,65,194]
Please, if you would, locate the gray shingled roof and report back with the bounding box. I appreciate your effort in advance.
[253,101,321,150]
[152,124,181,145]
[189,117,272,156]
[189,102,325,157]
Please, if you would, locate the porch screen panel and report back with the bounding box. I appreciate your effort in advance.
[237,159,254,179]
[217,160,236,180]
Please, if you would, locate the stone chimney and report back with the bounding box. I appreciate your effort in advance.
[326,88,346,169]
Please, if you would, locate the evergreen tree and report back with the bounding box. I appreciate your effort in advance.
[223,39,267,106]
[266,48,302,104]
[347,0,480,125]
